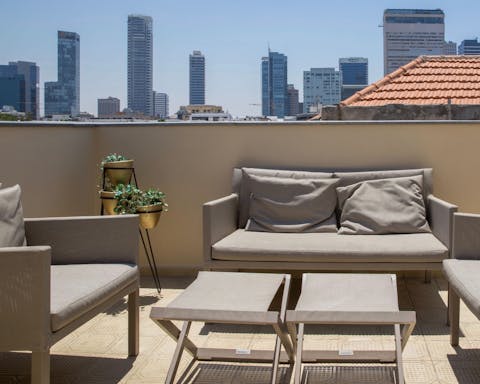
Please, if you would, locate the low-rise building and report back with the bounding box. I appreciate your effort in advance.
[98,97,120,118]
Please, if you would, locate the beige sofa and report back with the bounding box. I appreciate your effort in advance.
[0,215,139,384]
[203,167,457,277]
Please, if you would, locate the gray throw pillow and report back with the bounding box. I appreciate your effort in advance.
[0,184,26,247]
[337,175,430,235]
[238,168,333,228]
[245,174,339,233]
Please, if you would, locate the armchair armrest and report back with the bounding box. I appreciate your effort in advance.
[428,195,458,250]
[452,213,480,260]
[25,215,139,265]
[203,194,238,265]
[0,246,51,350]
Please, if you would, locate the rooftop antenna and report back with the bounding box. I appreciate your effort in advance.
[268,42,270,54]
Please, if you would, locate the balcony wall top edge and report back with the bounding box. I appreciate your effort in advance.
[2,120,480,128]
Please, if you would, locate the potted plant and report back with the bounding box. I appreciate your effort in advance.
[101,153,134,187]
[113,184,168,229]
[136,188,168,229]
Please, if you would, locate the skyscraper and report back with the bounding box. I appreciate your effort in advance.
[189,51,205,105]
[383,9,445,75]
[153,91,169,118]
[261,51,288,118]
[459,39,480,55]
[286,84,299,116]
[339,58,368,100]
[45,31,80,116]
[303,68,341,113]
[0,61,39,118]
[128,15,153,116]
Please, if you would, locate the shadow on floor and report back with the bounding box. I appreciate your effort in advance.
[301,365,396,384]
[178,363,292,384]
[447,348,480,384]
[104,294,160,316]
[0,352,135,384]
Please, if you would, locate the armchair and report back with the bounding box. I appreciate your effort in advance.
[0,214,140,384]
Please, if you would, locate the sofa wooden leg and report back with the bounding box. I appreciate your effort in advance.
[449,286,460,346]
[128,288,140,356]
[31,350,50,384]
[424,270,432,283]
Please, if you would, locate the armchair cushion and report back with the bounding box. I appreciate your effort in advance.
[50,263,138,331]
[0,184,26,247]
[337,176,430,235]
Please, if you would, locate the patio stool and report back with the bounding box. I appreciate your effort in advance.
[150,271,294,384]
[286,273,416,384]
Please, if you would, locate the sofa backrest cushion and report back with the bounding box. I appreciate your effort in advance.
[0,184,26,247]
[334,168,433,199]
[236,167,333,227]
[337,175,430,235]
[245,175,340,233]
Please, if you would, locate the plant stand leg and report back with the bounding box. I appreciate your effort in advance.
[139,228,161,294]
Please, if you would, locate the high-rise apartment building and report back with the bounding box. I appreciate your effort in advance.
[189,51,205,105]
[286,84,299,116]
[339,58,368,100]
[303,68,341,113]
[459,39,480,55]
[98,97,120,118]
[45,31,80,116]
[261,51,288,117]
[0,61,39,118]
[444,41,457,55]
[383,9,445,75]
[153,91,169,118]
[128,15,153,116]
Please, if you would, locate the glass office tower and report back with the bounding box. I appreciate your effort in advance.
[261,51,288,118]
[189,51,205,105]
[127,15,153,116]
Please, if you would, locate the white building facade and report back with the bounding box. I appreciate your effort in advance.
[303,68,341,113]
[383,9,445,75]
[153,91,169,118]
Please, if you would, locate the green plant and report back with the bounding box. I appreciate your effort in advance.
[141,188,168,211]
[113,184,143,214]
[100,153,127,168]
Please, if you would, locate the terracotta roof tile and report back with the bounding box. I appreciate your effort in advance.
[341,56,480,107]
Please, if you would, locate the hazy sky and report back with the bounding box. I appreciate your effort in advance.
[1,0,479,117]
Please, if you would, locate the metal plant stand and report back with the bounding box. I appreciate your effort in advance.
[100,166,162,294]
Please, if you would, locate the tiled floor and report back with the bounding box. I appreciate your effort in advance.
[1,276,480,383]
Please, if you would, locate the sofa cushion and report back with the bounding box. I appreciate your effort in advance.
[212,229,448,263]
[237,168,333,227]
[334,168,433,199]
[337,175,430,235]
[443,259,480,319]
[0,184,26,247]
[246,177,339,233]
[50,263,138,332]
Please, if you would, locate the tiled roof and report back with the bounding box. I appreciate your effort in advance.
[342,56,480,107]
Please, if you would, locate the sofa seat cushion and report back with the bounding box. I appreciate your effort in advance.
[50,263,138,332]
[443,259,480,319]
[212,230,448,263]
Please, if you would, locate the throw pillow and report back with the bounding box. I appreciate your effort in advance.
[0,184,26,247]
[337,175,430,235]
[238,168,333,228]
[245,174,339,233]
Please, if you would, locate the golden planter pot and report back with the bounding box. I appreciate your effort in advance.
[137,204,163,229]
[100,190,118,215]
[103,160,134,186]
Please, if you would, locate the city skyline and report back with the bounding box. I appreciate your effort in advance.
[2,0,480,117]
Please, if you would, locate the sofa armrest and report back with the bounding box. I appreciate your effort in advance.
[203,194,238,265]
[0,246,51,350]
[451,213,480,260]
[428,195,458,250]
[25,215,139,265]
